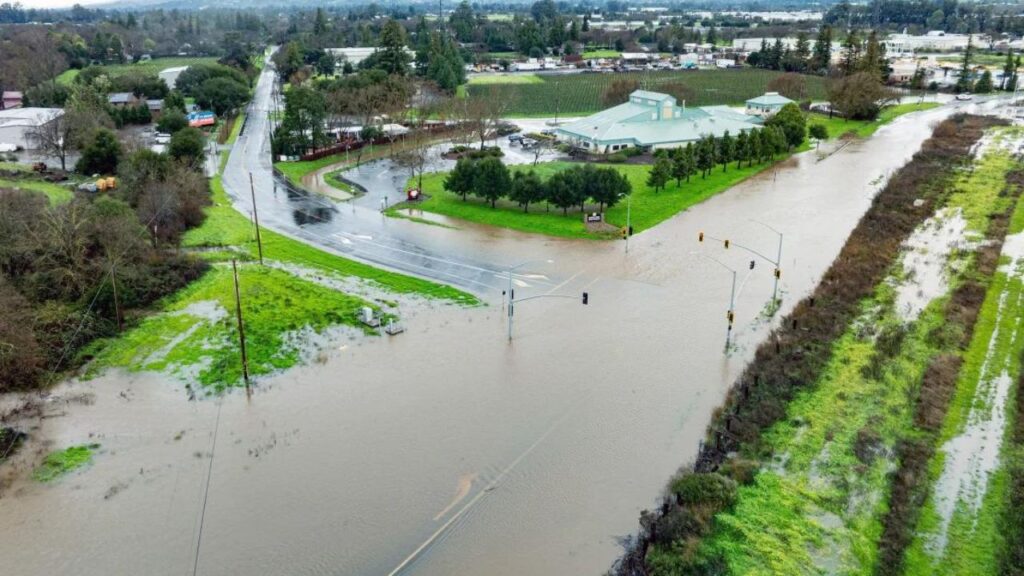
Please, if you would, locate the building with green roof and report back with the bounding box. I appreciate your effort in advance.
[744,91,795,117]
[553,90,765,155]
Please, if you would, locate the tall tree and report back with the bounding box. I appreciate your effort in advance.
[956,35,974,93]
[1003,48,1018,91]
[647,155,671,191]
[812,26,833,72]
[378,19,411,76]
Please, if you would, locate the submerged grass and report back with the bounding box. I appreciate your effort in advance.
[87,264,384,390]
[33,444,99,482]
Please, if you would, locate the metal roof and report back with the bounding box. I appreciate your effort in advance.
[745,92,794,106]
[555,93,762,147]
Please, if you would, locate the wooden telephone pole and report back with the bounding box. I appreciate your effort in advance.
[111,263,123,332]
[231,259,250,391]
[249,172,264,265]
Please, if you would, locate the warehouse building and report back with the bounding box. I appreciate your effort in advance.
[554,90,763,154]
[0,107,64,150]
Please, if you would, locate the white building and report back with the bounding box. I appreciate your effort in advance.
[884,31,988,55]
[326,47,416,66]
[159,66,190,90]
[0,108,64,150]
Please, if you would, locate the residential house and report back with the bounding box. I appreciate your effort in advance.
[1,91,23,110]
[0,108,64,150]
[108,92,140,108]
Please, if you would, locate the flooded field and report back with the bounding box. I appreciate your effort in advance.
[0,98,999,576]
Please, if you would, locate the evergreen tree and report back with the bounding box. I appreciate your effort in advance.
[975,70,994,93]
[1002,49,1018,91]
[647,155,672,191]
[314,8,328,35]
[860,30,886,81]
[378,19,411,76]
[510,170,545,212]
[670,147,689,186]
[444,158,476,201]
[840,30,861,76]
[955,35,974,93]
[812,26,833,73]
[734,131,748,169]
[472,156,511,208]
[718,131,735,171]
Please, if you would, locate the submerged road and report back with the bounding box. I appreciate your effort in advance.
[0,57,1015,576]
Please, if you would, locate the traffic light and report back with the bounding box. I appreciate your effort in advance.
[727,310,735,324]
[749,260,756,270]
[724,239,730,249]
[774,268,781,279]
[698,232,704,242]
[621,227,628,239]
[582,292,589,305]
[628,225,634,236]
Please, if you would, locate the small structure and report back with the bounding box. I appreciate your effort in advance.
[384,319,405,335]
[187,110,216,127]
[359,306,381,328]
[108,92,140,108]
[2,91,23,110]
[146,99,164,119]
[0,107,64,150]
[745,92,794,117]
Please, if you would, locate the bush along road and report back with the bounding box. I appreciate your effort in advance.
[613,115,1024,575]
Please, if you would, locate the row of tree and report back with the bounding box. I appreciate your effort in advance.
[645,117,804,192]
[444,157,632,215]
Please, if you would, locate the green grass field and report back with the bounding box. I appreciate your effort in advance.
[468,73,544,85]
[0,177,74,204]
[33,444,99,482]
[401,158,782,239]
[56,56,220,85]
[466,69,828,117]
[582,50,622,59]
[807,102,942,140]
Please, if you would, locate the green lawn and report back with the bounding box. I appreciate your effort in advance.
[466,69,828,117]
[807,102,942,140]
[582,50,622,59]
[0,177,74,204]
[56,57,220,85]
[468,73,544,85]
[400,158,783,239]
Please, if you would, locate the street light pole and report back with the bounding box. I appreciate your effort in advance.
[696,253,738,348]
[506,259,554,341]
[625,194,631,254]
[750,219,783,307]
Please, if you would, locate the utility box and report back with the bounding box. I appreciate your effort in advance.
[359,306,380,327]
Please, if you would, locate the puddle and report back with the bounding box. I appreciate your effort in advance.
[893,208,969,323]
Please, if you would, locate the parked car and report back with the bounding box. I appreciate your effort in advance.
[508,133,524,143]
[956,93,973,101]
[154,132,172,144]
[521,138,538,149]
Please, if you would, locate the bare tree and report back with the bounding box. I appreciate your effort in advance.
[455,86,509,150]
[28,114,74,171]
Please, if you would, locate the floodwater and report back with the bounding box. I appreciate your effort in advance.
[0,97,1008,576]
[894,208,969,323]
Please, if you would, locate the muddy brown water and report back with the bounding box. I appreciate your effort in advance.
[0,102,1003,576]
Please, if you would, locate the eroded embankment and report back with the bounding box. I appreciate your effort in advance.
[612,115,1009,576]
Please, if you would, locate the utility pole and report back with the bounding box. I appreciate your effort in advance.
[111,263,123,332]
[249,172,264,265]
[231,259,250,391]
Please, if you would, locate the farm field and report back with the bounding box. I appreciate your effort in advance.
[55,56,220,85]
[467,73,544,85]
[465,68,829,117]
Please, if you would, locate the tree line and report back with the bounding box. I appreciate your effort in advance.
[645,108,805,192]
[443,157,632,215]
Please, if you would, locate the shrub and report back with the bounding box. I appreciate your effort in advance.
[671,473,737,508]
[606,152,627,163]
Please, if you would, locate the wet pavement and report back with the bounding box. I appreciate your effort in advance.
[0,58,1014,576]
